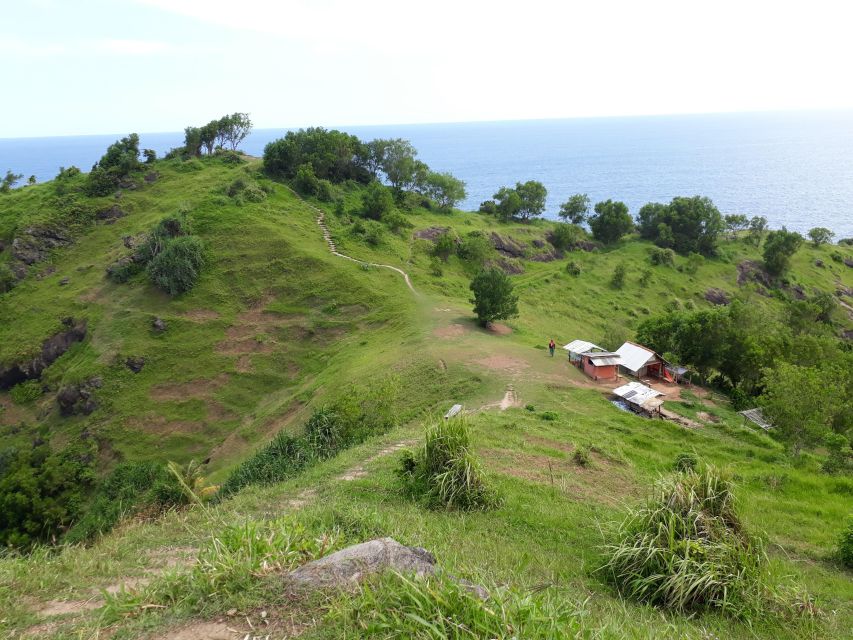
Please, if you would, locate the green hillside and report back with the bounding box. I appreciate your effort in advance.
[1,140,852,639]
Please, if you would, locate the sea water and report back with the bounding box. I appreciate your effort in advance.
[2,110,852,236]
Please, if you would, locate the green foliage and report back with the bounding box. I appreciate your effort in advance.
[361,181,395,220]
[821,433,852,474]
[142,149,156,164]
[9,380,41,404]
[573,445,591,466]
[601,465,772,617]
[66,461,185,544]
[763,228,804,276]
[747,216,769,246]
[492,181,547,221]
[84,133,141,196]
[432,231,457,262]
[685,252,705,275]
[478,199,497,215]
[147,235,205,295]
[352,219,386,246]
[610,263,627,289]
[469,267,519,326]
[839,515,853,568]
[220,379,399,498]
[565,260,581,276]
[673,452,699,472]
[539,411,559,421]
[227,177,266,203]
[263,127,369,183]
[422,171,466,210]
[0,440,95,548]
[398,416,500,511]
[636,196,723,255]
[589,199,633,244]
[808,227,834,247]
[638,268,652,287]
[649,247,675,266]
[1,170,23,193]
[725,214,749,239]
[184,113,253,156]
[456,231,493,266]
[326,572,584,639]
[0,262,15,293]
[294,162,321,196]
[548,223,584,251]
[558,193,590,224]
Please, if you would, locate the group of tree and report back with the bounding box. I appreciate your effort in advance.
[480,181,547,222]
[85,134,142,196]
[637,196,724,255]
[1,169,24,193]
[263,128,466,211]
[182,113,253,157]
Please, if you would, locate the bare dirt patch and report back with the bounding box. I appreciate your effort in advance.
[181,309,221,322]
[35,598,101,618]
[337,440,416,481]
[127,414,206,436]
[475,355,529,374]
[486,322,512,335]
[235,354,253,373]
[433,323,467,338]
[0,394,29,426]
[696,411,720,424]
[150,373,230,402]
[151,622,239,640]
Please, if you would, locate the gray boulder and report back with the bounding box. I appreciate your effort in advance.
[288,538,435,591]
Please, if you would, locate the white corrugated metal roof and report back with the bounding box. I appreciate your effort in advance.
[615,342,658,373]
[613,381,663,407]
[587,354,622,366]
[739,408,773,430]
[563,339,602,354]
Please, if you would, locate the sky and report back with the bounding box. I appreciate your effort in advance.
[3,0,853,138]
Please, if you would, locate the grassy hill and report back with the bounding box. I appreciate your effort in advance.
[0,151,852,639]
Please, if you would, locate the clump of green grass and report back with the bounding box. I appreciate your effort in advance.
[572,445,592,467]
[673,452,699,472]
[539,410,559,421]
[398,416,500,511]
[9,380,41,404]
[839,515,853,569]
[324,572,585,639]
[600,465,773,618]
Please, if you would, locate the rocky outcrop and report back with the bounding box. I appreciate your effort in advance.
[489,233,526,258]
[125,356,145,373]
[96,205,126,223]
[489,257,524,275]
[529,246,560,262]
[57,377,101,416]
[413,227,450,241]
[0,318,87,389]
[736,260,774,289]
[704,288,730,305]
[144,171,159,184]
[152,317,168,332]
[844,257,853,268]
[10,225,73,275]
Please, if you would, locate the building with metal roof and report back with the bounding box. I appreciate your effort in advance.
[615,341,672,381]
[739,408,773,430]
[562,340,603,357]
[563,339,621,381]
[613,381,665,415]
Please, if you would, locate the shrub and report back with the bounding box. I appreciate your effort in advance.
[839,515,853,568]
[432,231,457,261]
[457,231,492,266]
[588,200,633,244]
[821,432,852,474]
[525,404,536,412]
[548,223,583,251]
[294,162,321,196]
[242,183,267,203]
[361,181,394,220]
[539,411,559,421]
[84,134,141,196]
[0,262,15,293]
[478,199,497,214]
[763,228,804,277]
[610,263,627,289]
[398,416,500,511]
[429,257,443,277]
[673,452,698,472]
[381,209,411,234]
[10,380,42,404]
[685,252,704,275]
[147,235,205,295]
[142,149,156,164]
[601,465,769,617]
[638,268,652,287]
[317,179,334,202]
[566,260,581,276]
[469,267,519,327]
[649,247,675,266]
[830,251,843,263]
[573,446,591,466]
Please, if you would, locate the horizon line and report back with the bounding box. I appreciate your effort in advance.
[3,106,853,142]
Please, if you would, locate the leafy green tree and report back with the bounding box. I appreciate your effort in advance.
[478,200,497,215]
[0,170,23,193]
[492,186,522,221]
[85,134,141,196]
[636,202,668,240]
[589,199,633,244]
[634,196,723,255]
[220,112,252,150]
[361,181,394,220]
[433,231,457,262]
[724,214,749,239]
[558,193,590,224]
[457,231,492,266]
[610,263,627,289]
[147,235,205,295]
[760,363,847,455]
[263,127,368,183]
[364,139,390,178]
[747,216,768,246]
[808,227,835,247]
[469,267,519,326]
[762,227,803,276]
[27,175,36,186]
[183,126,203,156]
[379,139,419,190]
[515,180,547,220]
[142,149,156,164]
[423,171,466,210]
[548,223,583,251]
[294,162,321,196]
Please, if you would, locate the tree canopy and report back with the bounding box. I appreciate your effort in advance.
[263,127,369,183]
[808,227,835,247]
[491,181,547,221]
[558,193,590,224]
[636,196,723,255]
[469,267,519,326]
[589,199,633,244]
[762,228,803,276]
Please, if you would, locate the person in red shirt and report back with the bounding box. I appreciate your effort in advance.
[548,338,556,357]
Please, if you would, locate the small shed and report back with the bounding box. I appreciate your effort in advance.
[615,341,671,380]
[563,340,604,362]
[739,408,773,430]
[613,381,665,416]
[580,351,621,381]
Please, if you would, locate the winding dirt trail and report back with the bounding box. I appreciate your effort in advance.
[287,187,416,293]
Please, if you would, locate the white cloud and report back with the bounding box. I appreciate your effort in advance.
[0,36,174,58]
[93,39,174,55]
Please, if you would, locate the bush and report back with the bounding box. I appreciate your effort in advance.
[763,228,804,277]
[147,235,205,295]
[548,223,584,251]
[398,416,500,511]
[0,262,15,293]
[573,446,591,467]
[673,452,698,472]
[478,199,497,215]
[539,411,559,421]
[361,181,394,220]
[610,263,626,289]
[457,231,492,266]
[830,251,843,263]
[84,134,141,196]
[294,162,321,196]
[432,231,457,261]
[381,209,411,234]
[821,432,852,474]
[638,268,652,287]
[565,260,581,276]
[649,247,675,266]
[839,515,853,568]
[429,257,443,277]
[601,465,770,617]
[469,267,519,327]
[10,380,42,404]
[588,200,633,244]
[317,179,334,202]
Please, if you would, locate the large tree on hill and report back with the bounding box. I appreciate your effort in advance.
[263,127,368,183]
[724,214,749,240]
[589,199,633,244]
[491,181,547,221]
[636,196,723,255]
[220,112,253,150]
[423,171,466,210]
[558,193,590,224]
[380,139,419,191]
[469,267,519,327]
[808,227,834,247]
[763,228,803,276]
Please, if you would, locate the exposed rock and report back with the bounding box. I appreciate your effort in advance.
[287,538,436,591]
[123,235,135,249]
[96,205,126,223]
[532,238,546,249]
[489,233,526,258]
[10,225,73,267]
[57,378,99,416]
[837,286,853,298]
[144,171,159,184]
[736,260,774,288]
[125,356,146,373]
[815,259,824,268]
[845,257,853,268]
[489,257,524,275]
[117,178,138,190]
[574,240,598,252]
[152,317,168,332]
[704,288,730,305]
[59,276,70,286]
[413,226,450,241]
[530,246,560,262]
[106,255,137,279]
[842,329,853,341]
[0,319,87,389]
[786,284,806,300]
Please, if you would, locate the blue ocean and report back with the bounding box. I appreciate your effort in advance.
[2,110,852,237]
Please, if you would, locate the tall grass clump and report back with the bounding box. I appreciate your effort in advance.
[325,572,585,639]
[839,514,853,568]
[600,465,769,618]
[398,416,500,511]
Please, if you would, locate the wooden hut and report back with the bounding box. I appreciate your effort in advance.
[615,341,673,381]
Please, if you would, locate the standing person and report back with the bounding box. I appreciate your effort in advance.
[548,338,556,357]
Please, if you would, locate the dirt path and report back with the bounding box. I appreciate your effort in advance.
[286,187,416,294]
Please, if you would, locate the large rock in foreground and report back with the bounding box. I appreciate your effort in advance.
[287,538,436,591]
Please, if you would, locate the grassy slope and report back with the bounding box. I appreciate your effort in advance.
[1,167,852,638]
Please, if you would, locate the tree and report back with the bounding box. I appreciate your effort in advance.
[361,181,394,220]
[263,127,368,183]
[221,112,252,150]
[558,193,590,224]
[183,126,202,157]
[634,196,723,255]
[610,263,627,289]
[294,163,321,196]
[762,227,803,276]
[422,171,466,210]
[142,149,156,164]
[84,134,141,196]
[724,214,749,240]
[515,181,547,220]
[808,227,835,247]
[433,231,457,262]
[147,235,205,295]
[457,231,492,266]
[588,199,633,244]
[469,267,519,327]
[747,216,768,246]
[548,223,583,251]
[27,175,36,186]
[760,363,847,455]
[0,170,23,193]
[492,186,522,221]
[380,139,419,191]
[200,121,218,155]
